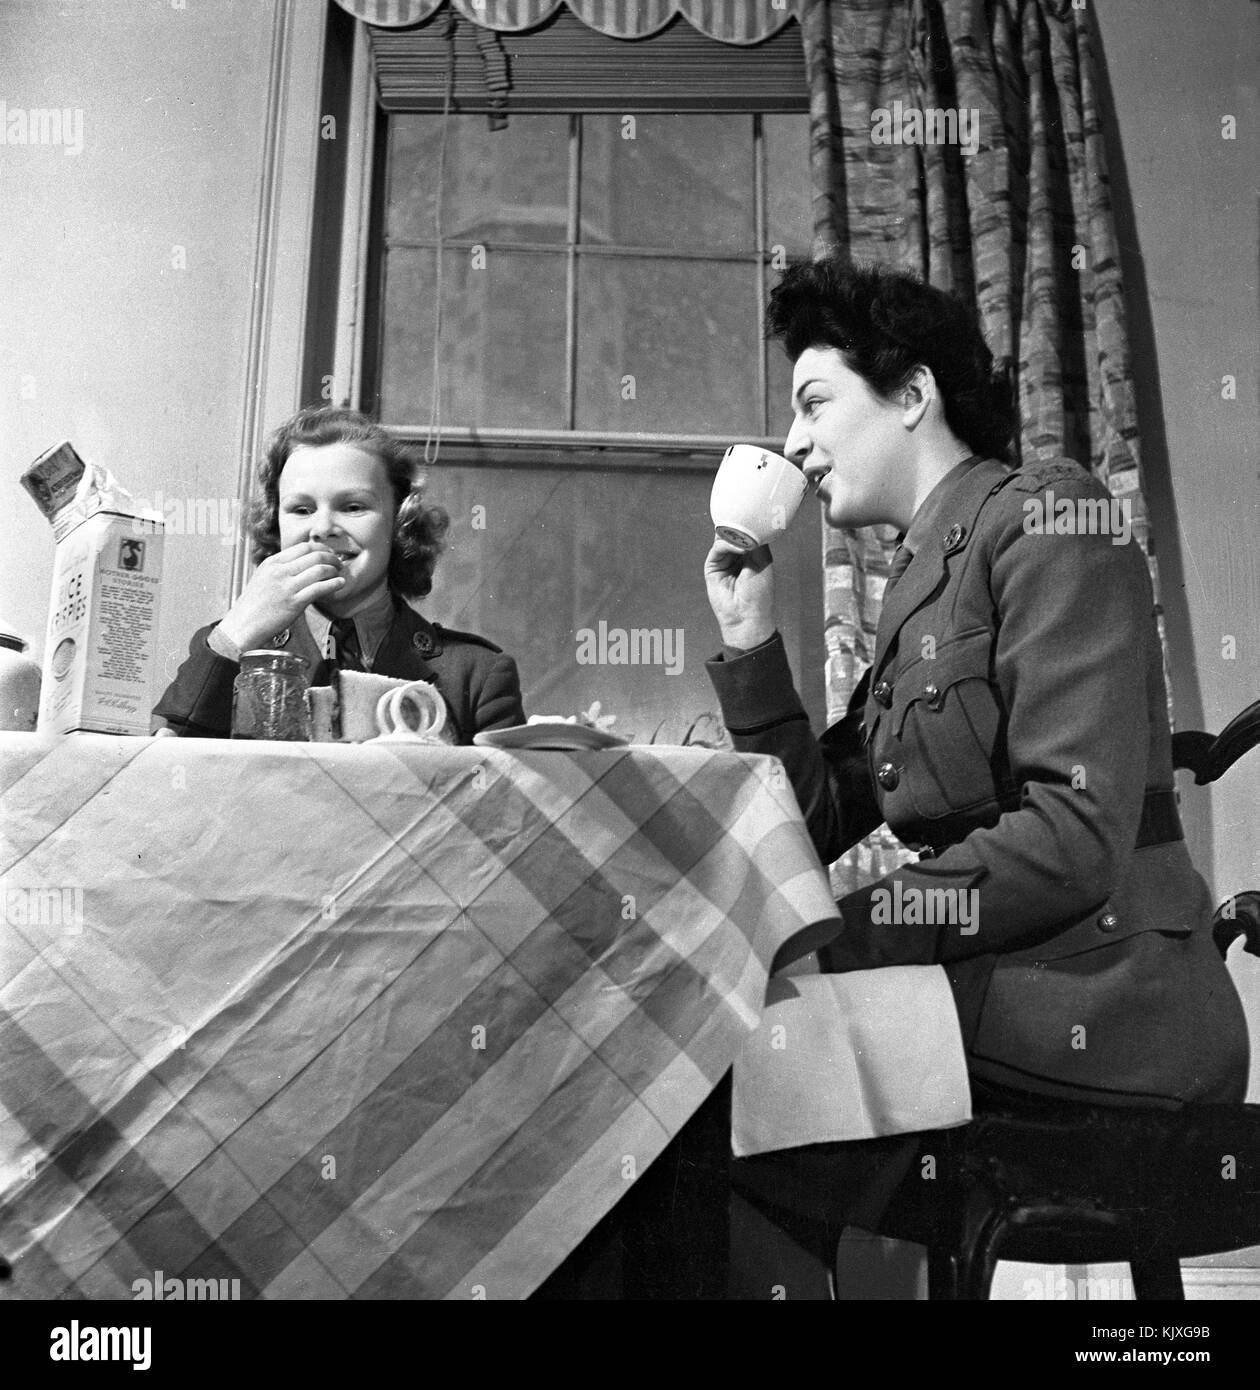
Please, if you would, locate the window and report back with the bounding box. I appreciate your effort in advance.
[374,112,810,438]
[350,11,822,738]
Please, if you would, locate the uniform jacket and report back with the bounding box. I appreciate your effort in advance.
[154,599,524,745]
[707,456,1249,1106]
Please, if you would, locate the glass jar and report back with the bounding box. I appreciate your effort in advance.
[231,650,312,741]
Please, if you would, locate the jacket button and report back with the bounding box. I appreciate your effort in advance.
[412,631,436,656]
[923,682,940,708]
[942,523,965,551]
[872,680,892,707]
[876,762,900,791]
[1098,912,1119,933]
[271,629,290,648]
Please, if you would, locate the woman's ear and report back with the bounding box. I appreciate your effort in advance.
[900,366,935,429]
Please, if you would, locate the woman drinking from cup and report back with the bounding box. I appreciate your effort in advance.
[703,258,1249,1269]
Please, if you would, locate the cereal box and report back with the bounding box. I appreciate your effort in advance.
[21,442,164,735]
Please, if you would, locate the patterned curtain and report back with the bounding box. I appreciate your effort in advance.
[799,0,1158,897]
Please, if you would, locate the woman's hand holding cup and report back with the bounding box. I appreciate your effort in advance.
[705,443,807,651]
[704,540,777,651]
[216,541,346,653]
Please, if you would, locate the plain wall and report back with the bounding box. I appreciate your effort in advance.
[0,0,276,690]
[1093,0,1260,1099]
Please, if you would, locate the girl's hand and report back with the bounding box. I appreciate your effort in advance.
[704,539,776,650]
[216,541,346,653]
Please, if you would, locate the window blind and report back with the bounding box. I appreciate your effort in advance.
[369,10,808,113]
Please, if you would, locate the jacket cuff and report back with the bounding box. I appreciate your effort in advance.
[820,862,990,971]
[206,625,242,663]
[151,633,240,736]
[704,630,809,733]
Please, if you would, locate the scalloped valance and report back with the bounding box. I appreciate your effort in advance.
[332,0,801,44]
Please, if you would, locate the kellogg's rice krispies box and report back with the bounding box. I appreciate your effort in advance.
[21,441,164,735]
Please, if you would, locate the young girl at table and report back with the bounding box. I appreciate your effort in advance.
[154,407,525,742]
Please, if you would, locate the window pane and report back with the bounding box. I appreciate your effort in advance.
[386,114,570,245]
[580,114,755,254]
[379,247,567,428]
[764,113,812,259]
[419,461,826,739]
[766,262,797,446]
[766,342,797,449]
[576,257,760,435]
[420,464,726,742]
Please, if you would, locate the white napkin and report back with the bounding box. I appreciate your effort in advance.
[731,966,972,1157]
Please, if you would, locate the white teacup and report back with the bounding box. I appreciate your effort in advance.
[374,681,455,743]
[710,444,809,551]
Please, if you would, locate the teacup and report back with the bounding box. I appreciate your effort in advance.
[374,680,454,743]
[710,444,808,551]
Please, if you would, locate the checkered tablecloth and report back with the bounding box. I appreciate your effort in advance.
[0,733,840,1300]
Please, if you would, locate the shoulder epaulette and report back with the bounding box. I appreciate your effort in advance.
[432,623,504,654]
[999,457,1094,494]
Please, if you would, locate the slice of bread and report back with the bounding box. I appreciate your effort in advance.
[307,685,338,743]
[335,669,414,743]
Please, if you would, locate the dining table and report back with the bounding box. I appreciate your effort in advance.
[0,730,863,1300]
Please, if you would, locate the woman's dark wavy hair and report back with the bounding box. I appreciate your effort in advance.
[247,407,449,600]
[767,259,1017,462]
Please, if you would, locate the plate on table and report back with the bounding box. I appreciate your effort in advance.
[473,722,627,752]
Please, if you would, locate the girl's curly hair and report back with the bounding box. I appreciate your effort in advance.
[247,407,449,600]
[767,259,1017,462]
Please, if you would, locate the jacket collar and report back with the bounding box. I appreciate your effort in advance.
[899,455,979,556]
[872,456,1010,677]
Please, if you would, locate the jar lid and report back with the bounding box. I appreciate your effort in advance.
[241,649,308,670]
[0,630,28,653]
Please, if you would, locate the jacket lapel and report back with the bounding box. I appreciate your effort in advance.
[872,458,1010,678]
[282,616,327,683]
[373,602,440,686]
